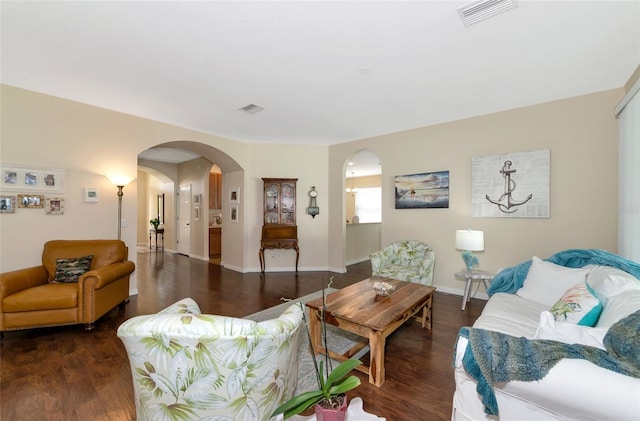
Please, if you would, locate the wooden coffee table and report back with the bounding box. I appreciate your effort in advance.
[306,277,435,387]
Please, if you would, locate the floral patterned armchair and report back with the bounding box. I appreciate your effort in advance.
[117,298,303,421]
[370,240,435,285]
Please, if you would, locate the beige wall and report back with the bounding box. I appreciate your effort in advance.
[0,85,253,292]
[329,89,622,295]
[1,84,623,299]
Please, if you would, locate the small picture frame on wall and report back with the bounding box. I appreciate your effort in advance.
[194,205,200,221]
[230,205,239,223]
[17,194,45,208]
[0,195,16,213]
[46,197,64,215]
[229,188,239,204]
[84,187,99,202]
[194,194,201,205]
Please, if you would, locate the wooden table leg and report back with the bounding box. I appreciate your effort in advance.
[259,248,265,273]
[309,308,321,354]
[422,294,433,330]
[368,329,385,387]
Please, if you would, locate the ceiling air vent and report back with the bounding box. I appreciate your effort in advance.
[238,103,265,115]
[458,0,518,27]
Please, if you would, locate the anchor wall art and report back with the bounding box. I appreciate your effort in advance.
[472,149,550,218]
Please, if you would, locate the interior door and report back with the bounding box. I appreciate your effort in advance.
[178,184,191,255]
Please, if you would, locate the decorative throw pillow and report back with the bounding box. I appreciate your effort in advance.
[534,311,607,349]
[52,255,93,283]
[549,282,603,326]
[516,256,591,306]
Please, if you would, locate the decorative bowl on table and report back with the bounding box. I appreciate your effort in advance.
[372,281,395,296]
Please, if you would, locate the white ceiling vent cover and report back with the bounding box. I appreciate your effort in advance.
[239,103,265,115]
[458,0,518,27]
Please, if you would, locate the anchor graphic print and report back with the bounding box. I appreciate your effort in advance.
[485,160,532,213]
[471,149,550,218]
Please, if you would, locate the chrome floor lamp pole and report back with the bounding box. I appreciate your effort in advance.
[117,185,124,240]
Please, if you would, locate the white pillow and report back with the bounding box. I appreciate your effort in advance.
[516,256,592,306]
[596,289,640,328]
[586,265,640,301]
[535,311,607,350]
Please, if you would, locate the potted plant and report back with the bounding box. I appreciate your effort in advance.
[149,217,160,230]
[271,278,362,421]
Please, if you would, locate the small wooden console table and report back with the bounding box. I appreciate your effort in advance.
[149,228,164,250]
[259,225,299,273]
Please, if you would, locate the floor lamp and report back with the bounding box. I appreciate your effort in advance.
[109,176,133,241]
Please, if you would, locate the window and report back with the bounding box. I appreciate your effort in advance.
[355,187,381,223]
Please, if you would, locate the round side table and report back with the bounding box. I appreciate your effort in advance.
[455,269,495,311]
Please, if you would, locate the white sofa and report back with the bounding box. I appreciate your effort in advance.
[452,250,640,421]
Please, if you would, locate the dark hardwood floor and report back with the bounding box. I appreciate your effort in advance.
[1,251,486,421]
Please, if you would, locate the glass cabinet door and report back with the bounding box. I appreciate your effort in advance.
[265,183,279,224]
[262,178,297,225]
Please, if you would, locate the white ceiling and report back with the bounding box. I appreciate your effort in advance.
[2,2,638,159]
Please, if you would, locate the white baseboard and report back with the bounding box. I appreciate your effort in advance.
[345,256,371,266]
[434,284,488,301]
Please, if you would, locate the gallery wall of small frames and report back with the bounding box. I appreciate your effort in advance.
[1,164,66,215]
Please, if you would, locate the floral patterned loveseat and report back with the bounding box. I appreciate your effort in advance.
[370,240,435,285]
[117,298,303,421]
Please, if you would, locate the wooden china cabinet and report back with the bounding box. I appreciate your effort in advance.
[259,178,299,274]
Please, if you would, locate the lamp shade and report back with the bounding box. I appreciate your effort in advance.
[455,230,484,251]
[108,175,134,187]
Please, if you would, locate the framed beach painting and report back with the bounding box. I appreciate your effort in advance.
[394,171,450,209]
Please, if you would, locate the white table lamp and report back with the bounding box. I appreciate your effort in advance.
[455,229,484,271]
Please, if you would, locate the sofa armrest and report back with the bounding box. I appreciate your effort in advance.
[78,260,135,290]
[370,250,386,272]
[418,250,435,283]
[0,266,48,299]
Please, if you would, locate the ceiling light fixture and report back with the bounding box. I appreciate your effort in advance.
[458,0,518,27]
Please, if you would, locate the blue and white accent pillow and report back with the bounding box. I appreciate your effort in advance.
[550,282,603,326]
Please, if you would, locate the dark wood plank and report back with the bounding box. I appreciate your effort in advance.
[0,251,485,421]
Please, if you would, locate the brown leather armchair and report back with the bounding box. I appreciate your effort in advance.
[0,239,135,332]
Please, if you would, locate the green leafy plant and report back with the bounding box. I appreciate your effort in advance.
[271,278,362,419]
[149,217,160,229]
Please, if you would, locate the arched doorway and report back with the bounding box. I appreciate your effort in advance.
[137,141,243,268]
[344,149,382,265]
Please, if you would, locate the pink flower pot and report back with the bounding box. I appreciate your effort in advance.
[314,395,348,421]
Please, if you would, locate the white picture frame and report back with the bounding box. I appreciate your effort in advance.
[193,194,201,205]
[194,205,200,221]
[84,187,99,202]
[230,205,239,223]
[229,188,240,204]
[1,163,65,193]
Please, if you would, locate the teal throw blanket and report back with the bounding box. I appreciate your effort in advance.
[487,249,640,297]
[455,310,640,416]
